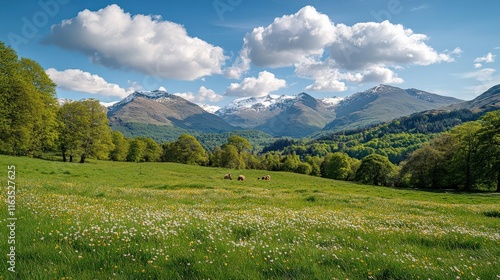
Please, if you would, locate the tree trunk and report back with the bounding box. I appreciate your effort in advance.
[465,151,472,190]
[80,154,86,163]
[69,155,73,162]
[496,169,500,193]
[62,150,67,162]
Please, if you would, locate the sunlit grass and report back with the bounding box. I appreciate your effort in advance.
[0,155,499,279]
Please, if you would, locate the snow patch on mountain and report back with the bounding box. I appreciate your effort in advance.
[100,101,119,107]
[216,94,299,115]
[318,96,343,108]
[200,104,220,114]
[110,90,171,109]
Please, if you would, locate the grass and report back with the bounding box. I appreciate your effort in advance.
[0,155,499,279]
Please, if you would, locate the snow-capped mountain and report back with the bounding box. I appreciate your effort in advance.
[107,90,235,134]
[214,92,338,137]
[323,84,463,132]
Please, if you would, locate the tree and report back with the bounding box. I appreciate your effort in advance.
[19,58,59,156]
[282,154,301,172]
[109,131,129,161]
[347,157,361,181]
[305,155,322,176]
[355,154,396,186]
[321,152,351,180]
[246,154,263,170]
[77,99,113,163]
[127,138,146,162]
[227,135,252,155]
[164,134,207,165]
[0,42,58,156]
[142,138,162,162]
[296,162,313,175]
[477,110,500,192]
[0,41,30,155]
[400,144,447,189]
[57,101,87,162]
[209,146,223,167]
[449,122,482,190]
[220,144,244,169]
[262,152,282,171]
[58,99,113,163]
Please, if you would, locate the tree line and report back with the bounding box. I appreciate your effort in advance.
[1,41,498,192]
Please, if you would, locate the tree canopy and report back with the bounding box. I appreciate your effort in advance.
[0,42,58,156]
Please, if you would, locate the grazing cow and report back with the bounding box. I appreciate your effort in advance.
[224,173,232,180]
[265,175,271,181]
[237,175,245,181]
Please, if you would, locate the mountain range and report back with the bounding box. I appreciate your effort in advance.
[102,84,499,140]
[322,85,463,132]
[215,93,341,137]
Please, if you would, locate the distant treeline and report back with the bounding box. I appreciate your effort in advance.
[111,122,276,152]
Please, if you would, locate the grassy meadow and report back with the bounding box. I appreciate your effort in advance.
[0,155,499,279]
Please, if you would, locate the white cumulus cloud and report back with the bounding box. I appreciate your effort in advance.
[45,4,226,80]
[225,5,335,79]
[296,58,403,92]
[225,71,286,97]
[228,5,456,91]
[474,52,495,64]
[174,86,224,103]
[329,21,454,71]
[309,20,454,90]
[46,68,134,98]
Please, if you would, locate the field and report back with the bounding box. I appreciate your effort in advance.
[0,155,499,279]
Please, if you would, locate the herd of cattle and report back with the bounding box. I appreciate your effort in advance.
[224,173,270,181]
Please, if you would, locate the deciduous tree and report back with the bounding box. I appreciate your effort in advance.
[58,99,113,163]
[449,122,482,190]
[477,111,500,192]
[355,154,396,186]
[109,131,129,161]
[321,152,351,180]
[127,138,146,162]
[164,134,207,165]
[0,42,58,156]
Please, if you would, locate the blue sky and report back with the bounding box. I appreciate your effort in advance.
[1,0,499,108]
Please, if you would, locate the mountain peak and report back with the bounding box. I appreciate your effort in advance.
[134,90,170,98]
[109,90,171,110]
[367,84,401,94]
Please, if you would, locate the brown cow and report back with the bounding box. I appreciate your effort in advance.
[259,175,271,181]
[237,175,245,181]
[224,173,232,180]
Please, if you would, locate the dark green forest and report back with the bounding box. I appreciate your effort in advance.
[1,41,499,192]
